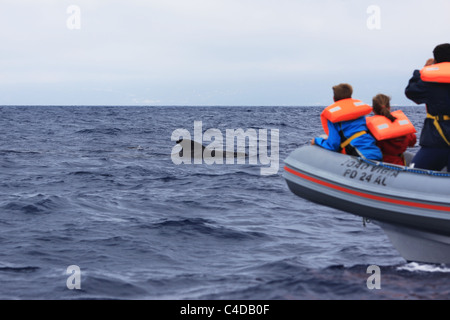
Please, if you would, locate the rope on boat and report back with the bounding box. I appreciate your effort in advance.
[360,157,450,177]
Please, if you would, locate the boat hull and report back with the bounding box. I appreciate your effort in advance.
[283,146,450,264]
[376,222,450,264]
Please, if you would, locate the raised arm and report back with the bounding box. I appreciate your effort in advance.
[405,70,429,105]
[404,59,434,105]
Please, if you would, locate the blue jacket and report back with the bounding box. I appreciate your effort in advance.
[315,117,383,161]
[405,70,450,148]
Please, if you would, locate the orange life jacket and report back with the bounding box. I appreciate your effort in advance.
[420,62,450,83]
[321,98,372,135]
[366,110,416,141]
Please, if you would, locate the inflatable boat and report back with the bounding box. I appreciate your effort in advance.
[283,145,450,264]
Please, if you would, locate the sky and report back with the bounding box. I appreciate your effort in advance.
[0,0,449,106]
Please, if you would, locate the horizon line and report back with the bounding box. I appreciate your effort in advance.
[0,104,421,108]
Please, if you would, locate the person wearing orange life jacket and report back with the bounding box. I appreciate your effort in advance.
[366,94,417,166]
[312,84,383,161]
[405,43,450,171]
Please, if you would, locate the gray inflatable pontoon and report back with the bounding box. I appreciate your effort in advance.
[283,145,450,264]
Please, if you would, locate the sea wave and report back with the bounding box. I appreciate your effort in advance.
[140,218,269,241]
[397,262,450,273]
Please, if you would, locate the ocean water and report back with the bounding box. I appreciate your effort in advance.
[0,105,449,300]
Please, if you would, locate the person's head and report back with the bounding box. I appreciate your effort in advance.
[372,94,396,122]
[433,43,450,63]
[332,83,353,102]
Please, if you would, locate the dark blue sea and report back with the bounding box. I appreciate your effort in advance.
[0,105,449,300]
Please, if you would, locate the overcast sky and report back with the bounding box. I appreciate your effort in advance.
[0,0,449,106]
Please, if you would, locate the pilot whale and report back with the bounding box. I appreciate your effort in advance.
[170,121,279,175]
[174,138,249,160]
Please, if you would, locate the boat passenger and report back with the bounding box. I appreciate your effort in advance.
[312,84,383,161]
[369,94,417,166]
[405,43,450,171]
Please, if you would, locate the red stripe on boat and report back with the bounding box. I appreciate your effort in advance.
[284,166,450,212]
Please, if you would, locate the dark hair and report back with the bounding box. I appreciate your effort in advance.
[333,84,353,101]
[372,94,396,122]
[433,43,450,63]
